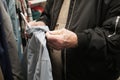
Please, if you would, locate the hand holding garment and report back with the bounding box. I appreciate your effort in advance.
[46,28,78,50]
[29,21,46,26]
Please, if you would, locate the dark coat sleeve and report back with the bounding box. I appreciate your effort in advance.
[76,0,120,71]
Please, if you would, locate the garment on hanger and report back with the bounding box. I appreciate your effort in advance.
[16,0,28,50]
[0,0,24,80]
[0,66,4,80]
[6,0,23,61]
[26,26,53,80]
[0,1,13,80]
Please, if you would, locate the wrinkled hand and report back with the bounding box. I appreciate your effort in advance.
[29,21,46,26]
[25,21,46,38]
[46,28,78,50]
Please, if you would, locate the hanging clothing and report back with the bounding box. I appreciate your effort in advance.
[1,0,8,12]
[0,0,24,80]
[15,0,28,50]
[0,1,13,80]
[26,26,53,80]
[0,66,4,80]
[6,0,23,61]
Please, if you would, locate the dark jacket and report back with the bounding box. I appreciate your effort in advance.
[39,0,120,80]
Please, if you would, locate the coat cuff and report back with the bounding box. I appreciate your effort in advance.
[76,32,90,48]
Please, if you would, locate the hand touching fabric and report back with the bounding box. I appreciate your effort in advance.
[29,21,46,26]
[46,28,78,50]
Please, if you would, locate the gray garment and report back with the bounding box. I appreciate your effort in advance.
[6,0,23,60]
[0,1,24,80]
[1,0,8,11]
[27,26,53,80]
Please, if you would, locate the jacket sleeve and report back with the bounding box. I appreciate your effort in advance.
[76,0,120,72]
[76,0,120,50]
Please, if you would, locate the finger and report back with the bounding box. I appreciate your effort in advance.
[48,28,65,35]
[46,32,64,42]
[29,21,46,26]
[48,30,60,35]
[47,41,62,50]
[29,21,36,26]
[36,21,46,26]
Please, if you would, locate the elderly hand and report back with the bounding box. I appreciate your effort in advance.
[29,21,46,26]
[46,28,78,50]
[24,21,46,38]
